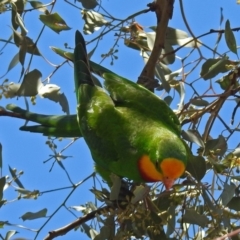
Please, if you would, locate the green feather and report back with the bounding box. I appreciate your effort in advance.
[74,30,188,183]
[3,30,189,187]
[6,104,81,137]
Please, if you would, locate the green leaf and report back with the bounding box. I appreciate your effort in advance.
[146,32,175,64]
[81,223,96,239]
[164,96,173,105]
[150,27,202,48]
[6,52,19,74]
[95,219,114,240]
[182,130,205,147]
[5,230,17,240]
[11,0,25,29]
[38,84,69,114]
[166,205,176,237]
[190,98,209,107]
[186,155,206,181]
[216,72,236,90]
[200,57,238,80]
[0,177,6,201]
[131,185,150,204]
[225,20,238,55]
[39,13,71,33]
[227,197,240,211]
[89,228,99,239]
[182,209,208,228]
[77,0,98,9]
[21,208,47,221]
[124,37,149,51]
[81,10,108,34]
[17,69,43,97]
[15,187,40,199]
[219,183,236,206]
[222,147,240,168]
[11,2,28,35]
[29,1,49,13]
[155,63,171,92]
[50,46,114,78]
[109,174,121,201]
[202,189,221,215]
[13,31,41,56]
[204,135,227,157]
[50,47,74,61]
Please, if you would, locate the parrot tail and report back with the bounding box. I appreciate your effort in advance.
[6,104,81,137]
[74,31,94,102]
[6,104,59,125]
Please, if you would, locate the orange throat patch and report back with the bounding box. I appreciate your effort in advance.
[138,155,163,182]
[138,155,186,183]
[160,158,186,180]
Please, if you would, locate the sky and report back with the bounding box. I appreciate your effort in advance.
[0,0,240,239]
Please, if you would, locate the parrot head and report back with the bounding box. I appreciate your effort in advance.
[138,155,186,190]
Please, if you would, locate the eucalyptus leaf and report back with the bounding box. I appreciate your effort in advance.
[7,52,19,74]
[4,82,20,98]
[29,1,49,13]
[186,155,206,181]
[166,205,176,237]
[0,177,6,201]
[182,130,205,147]
[21,208,47,221]
[190,98,209,107]
[109,174,121,201]
[13,31,41,55]
[81,223,95,239]
[5,230,17,240]
[204,135,227,156]
[219,182,236,206]
[227,197,240,211]
[38,84,69,114]
[200,57,238,80]
[222,147,240,168]
[182,209,208,228]
[225,20,238,55]
[131,185,150,204]
[81,10,108,34]
[77,0,98,9]
[40,13,71,33]
[17,69,43,96]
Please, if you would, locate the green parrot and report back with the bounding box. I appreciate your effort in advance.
[1,31,189,190]
[74,30,188,190]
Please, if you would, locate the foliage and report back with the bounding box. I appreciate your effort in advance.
[0,0,240,240]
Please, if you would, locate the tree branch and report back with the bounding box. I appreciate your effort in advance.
[44,205,115,240]
[138,0,174,91]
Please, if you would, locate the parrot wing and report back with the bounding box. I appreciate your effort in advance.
[74,30,188,188]
[103,72,181,135]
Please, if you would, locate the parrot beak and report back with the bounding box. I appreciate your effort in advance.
[163,177,175,190]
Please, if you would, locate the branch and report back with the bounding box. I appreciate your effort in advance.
[213,228,240,240]
[44,205,115,240]
[138,0,174,91]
